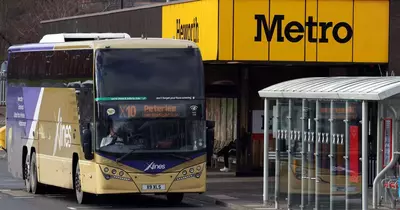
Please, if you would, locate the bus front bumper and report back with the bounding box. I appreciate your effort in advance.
[80,162,207,195]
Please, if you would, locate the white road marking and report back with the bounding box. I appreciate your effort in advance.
[1,190,33,197]
[254,208,276,210]
[13,196,34,199]
[2,179,22,182]
[67,206,113,209]
[184,196,207,205]
[44,194,67,198]
[207,177,262,183]
[244,204,267,207]
[207,194,238,200]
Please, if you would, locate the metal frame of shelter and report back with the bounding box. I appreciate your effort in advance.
[258,77,400,210]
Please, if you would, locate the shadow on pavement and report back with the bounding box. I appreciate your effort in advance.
[43,186,201,208]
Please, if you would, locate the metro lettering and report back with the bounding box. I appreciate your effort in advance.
[254,15,353,44]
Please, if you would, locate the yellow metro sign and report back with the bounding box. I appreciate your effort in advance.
[162,0,389,63]
[224,0,389,63]
[254,15,353,44]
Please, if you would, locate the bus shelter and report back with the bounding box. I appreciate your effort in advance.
[258,77,400,210]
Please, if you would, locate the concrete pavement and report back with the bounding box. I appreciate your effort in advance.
[0,152,388,210]
[201,171,392,210]
[0,151,24,190]
[0,154,227,210]
[0,189,226,210]
[200,172,272,210]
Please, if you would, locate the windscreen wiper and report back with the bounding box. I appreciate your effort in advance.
[116,149,136,163]
[167,153,192,161]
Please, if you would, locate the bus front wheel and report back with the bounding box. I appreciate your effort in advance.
[74,162,91,204]
[166,193,184,205]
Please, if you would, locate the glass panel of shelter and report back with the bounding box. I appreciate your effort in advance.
[274,99,287,208]
[379,100,400,209]
[274,99,363,210]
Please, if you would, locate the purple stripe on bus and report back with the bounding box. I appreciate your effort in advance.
[98,152,205,174]
[22,88,42,136]
[9,45,54,52]
[6,87,41,138]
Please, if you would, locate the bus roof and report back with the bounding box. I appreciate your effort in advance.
[8,38,199,53]
[39,33,131,43]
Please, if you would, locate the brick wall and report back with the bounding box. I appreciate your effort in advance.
[80,0,171,11]
[389,0,400,75]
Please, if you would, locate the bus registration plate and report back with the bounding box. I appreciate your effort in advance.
[142,184,166,191]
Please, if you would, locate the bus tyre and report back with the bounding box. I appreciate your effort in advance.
[24,152,31,193]
[30,152,44,194]
[74,163,91,204]
[166,193,184,205]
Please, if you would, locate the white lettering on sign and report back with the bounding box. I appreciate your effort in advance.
[18,105,24,110]
[13,112,25,118]
[15,96,26,122]
[52,108,72,156]
[144,162,166,172]
[18,121,26,127]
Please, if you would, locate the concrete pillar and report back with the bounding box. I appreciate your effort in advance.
[389,0,400,75]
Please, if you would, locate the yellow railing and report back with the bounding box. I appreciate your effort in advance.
[0,126,6,151]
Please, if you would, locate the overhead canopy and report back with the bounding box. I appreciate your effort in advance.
[258,77,400,101]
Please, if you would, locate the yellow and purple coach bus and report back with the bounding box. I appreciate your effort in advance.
[5,33,212,204]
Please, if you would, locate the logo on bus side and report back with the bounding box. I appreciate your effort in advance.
[52,108,72,156]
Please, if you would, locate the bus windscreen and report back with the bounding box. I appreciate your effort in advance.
[95,48,204,101]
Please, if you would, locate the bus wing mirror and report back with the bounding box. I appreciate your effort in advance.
[206,120,215,129]
[82,129,93,160]
[206,126,215,146]
[206,121,215,165]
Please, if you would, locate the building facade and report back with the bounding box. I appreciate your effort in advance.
[41,0,395,176]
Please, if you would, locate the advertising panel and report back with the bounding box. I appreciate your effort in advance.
[349,125,360,183]
[383,118,392,168]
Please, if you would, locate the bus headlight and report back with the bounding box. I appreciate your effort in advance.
[174,163,205,181]
[99,165,132,182]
